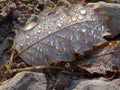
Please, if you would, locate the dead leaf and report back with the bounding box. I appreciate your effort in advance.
[80,41,120,74]
[14,3,108,66]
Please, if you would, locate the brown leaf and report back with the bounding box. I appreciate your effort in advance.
[80,41,120,74]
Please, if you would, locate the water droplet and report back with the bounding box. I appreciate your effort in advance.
[37,46,39,50]
[26,35,29,39]
[81,29,86,32]
[60,17,63,21]
[27,42,30,45]
[40,47,42,51]
[55,10,59,15]
[34,31,37,35]
[90,11,94,15]
[30,40,32,43]
[39,25,41,28]
[76,36,79,40]
[61,20,64,24]
[63,48,66,52]
[58,23,62,27]
[70,35,73,40]
[74,26,78,29]
[20,43,23,46]
[50,41,53,46]
[35,36,38,39]
[46,27,49,30]
[85,40,88,44]
[72,16,77,21]
[74,9,77,12]
[74,48,78,52]
[80,9,86,14]
[56,46,59,50]
[68,19,72,23]
[37,30,41,33]
[35,53,38,57]
[48,30,51,34]
[48,24,52,28]
[55,39,58,44]
[47,18,50,21]
[91,30,94,34]
[28,49,32,53]
[78,15,83,20]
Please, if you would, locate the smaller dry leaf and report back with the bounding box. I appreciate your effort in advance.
[80,41,120,74]
[112,66,119,72]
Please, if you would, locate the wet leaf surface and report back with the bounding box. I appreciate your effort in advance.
[14,2,108,66]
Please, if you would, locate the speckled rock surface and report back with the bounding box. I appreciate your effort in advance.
[110,0,120,3]
[68,78,120,90]
[87,2,120,38]
[0,71,46,90]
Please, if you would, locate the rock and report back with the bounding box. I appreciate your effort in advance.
[0,39,12,67]
[110,0,120,3]
[53,73,72,90]
[0,71,46,90]
[44,70,73,90]
[0,39,11,54]
[69,78,120,90]
[87,2,120,38]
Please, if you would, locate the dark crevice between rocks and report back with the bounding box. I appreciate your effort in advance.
[43,69,73,90]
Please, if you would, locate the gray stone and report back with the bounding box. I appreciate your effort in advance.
[87,2,120,38]
[0,71,46,90]
[53,73,72,90]
[69,78,120,90]
[0,39,12,67]
[110,0,120,3]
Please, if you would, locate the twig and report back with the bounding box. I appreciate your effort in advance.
[6,42,16,69]
[48,0,56,7]
[5,66,65,74]
[96,50,120,58]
